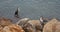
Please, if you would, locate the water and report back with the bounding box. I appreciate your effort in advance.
[0,0,60,23]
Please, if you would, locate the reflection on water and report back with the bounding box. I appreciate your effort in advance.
[0,0,60,23]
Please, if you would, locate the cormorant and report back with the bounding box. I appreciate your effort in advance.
[14,8,19,18]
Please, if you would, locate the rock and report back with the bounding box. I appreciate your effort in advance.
[0,17,12,27]
[43,18,60,32]
[16,18,30,27]
[28,20,42,30]
[3,24,25,32]
[23,23,36,32]
[24,20,42,32]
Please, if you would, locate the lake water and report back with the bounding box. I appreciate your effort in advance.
[0,0,60,23]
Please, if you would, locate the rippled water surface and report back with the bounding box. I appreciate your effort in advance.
[0,0,60,23]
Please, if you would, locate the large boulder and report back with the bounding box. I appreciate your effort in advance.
[43,18,60,32]
[17,17,49,32]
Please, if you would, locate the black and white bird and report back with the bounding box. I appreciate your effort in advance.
[14,7,20,18]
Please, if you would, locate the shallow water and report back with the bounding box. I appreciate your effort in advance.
[0,0,60,23]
